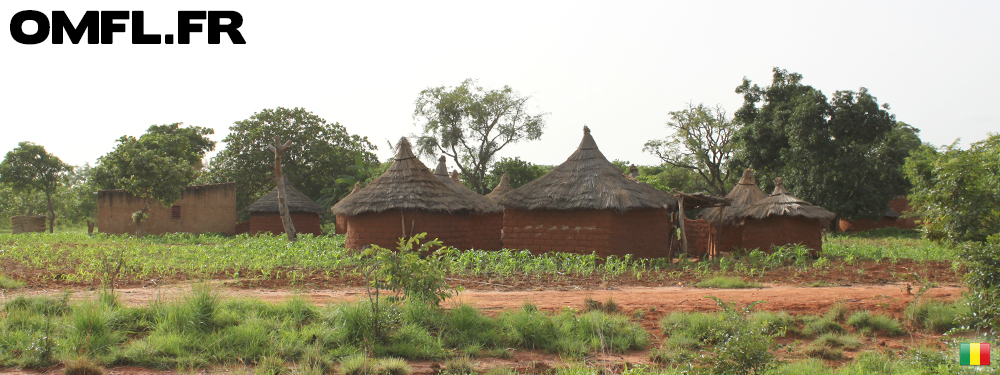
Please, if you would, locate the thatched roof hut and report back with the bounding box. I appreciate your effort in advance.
[700,168,767,225]
[499,126,676,258]
[499,126,677,212]
[485,173,514,203]
[245,176,325,214]
[737,177,835,224]
[331,138,497,216]
[331,138,502,250]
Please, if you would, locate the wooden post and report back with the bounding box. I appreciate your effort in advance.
[678,196,688,256]
[268,136,297,242]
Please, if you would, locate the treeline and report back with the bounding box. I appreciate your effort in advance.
[2,69,997,243]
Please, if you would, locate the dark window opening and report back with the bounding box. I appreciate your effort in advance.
[171,205,181,219]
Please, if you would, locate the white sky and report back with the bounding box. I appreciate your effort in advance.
[2,1,998,169]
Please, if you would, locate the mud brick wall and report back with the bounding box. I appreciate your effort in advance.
[741,216,823,254]
[710,224,744,254]
[609,208,673,258]
[683,218,711,258]
[344,210,477,250]
[470,213,503,251]
[238,212,322,236]
[503,208,613,255]
[335,215,347,235]
[838,196,917,232]
[97,183,236,235]
[11,215,47,234]
[503,208,672,258]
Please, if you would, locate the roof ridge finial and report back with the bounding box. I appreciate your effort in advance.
[738,168,757,185]
[583,125,591,134]
[434,156,448,176]
[772,177,790,195]
[395,137,416,160]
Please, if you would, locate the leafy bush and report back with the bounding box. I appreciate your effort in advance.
[960,235,1000,333]
[905,298,967,333]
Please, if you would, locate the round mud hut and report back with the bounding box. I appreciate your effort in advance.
[735,177,835,254]
[334,182,361,235]
[699,168,768,253]
[485,173,514,203]
[498,126,677,258]
[432,157,503,250]
[239,177,325,236]
[330,138,503,250]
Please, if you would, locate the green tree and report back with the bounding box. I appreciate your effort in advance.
[644,103,738,196]
[414,79,547,194]
[484,157,549,190]
[904,135,1000,243]
[204,107,377,214]
[0,142,72,233]
[634,164,711,193]
[729,68,920,223]
[92,124,215,235]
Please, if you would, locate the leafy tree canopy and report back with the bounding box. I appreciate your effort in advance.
[92,123,214,209]
[414,79,547,194]
[484,157,551,190]
[729,68,921,222]
[645,103,738,196]
[0,142,73,232]
[904,134,1000,243]
[203,107,378,213]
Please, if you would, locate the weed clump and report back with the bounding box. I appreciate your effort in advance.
[695,276,761,289]
[847,311,905,336]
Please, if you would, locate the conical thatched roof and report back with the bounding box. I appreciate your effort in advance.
[331,138,499,216]
[245,176,325,214]
[737,177,836,224]
[700,168,768,225]
[498,126,677,212]
[450,170,461,183]
[485,173,514,203]
[433,157,502,213]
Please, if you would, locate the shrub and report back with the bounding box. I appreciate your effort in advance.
[441,356,476,375]
[63,356,105,375]
[960,235,1000,333]
[705,297,780,375]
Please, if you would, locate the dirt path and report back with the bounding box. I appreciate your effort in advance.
[4,282,962,317]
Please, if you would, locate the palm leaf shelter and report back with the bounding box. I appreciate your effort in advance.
[331,138,502,250]
[498,126,678,257]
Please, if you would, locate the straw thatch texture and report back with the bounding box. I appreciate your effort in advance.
[432,156,502,213]
[700,168,767,225]
[11,215,46,234]
[737,177,836,224]
[245,177,325,214]
[485,173,514,203]
[498,127,677,212]
[331,138,499,216]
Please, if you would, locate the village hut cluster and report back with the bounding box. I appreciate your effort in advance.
[90,125,853,258]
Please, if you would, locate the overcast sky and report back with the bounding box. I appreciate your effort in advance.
[2,1,998,169]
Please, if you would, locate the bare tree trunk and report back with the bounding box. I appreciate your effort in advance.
[44,191,55,233]
[268,136,297,242]
[678,197,688,256]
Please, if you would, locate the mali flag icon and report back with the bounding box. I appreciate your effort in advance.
[960,343,991,366]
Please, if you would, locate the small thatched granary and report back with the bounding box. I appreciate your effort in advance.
[498,126,677,258]
[433,157,503,250]
[700,168,768,253]
[485,173,514,203]
[735,177,835,254]
[239,177,325,236]
[331,138,502,250]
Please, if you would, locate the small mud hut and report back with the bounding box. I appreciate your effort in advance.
[10,215,47,234]
[334,182,361,235]
[735,177,835,254]
[498,126,677,258]
[485,173,514,203]
[432,157,503,250]
[331,138,502,250]
[700,168,768,254]
[240,177,325,236]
